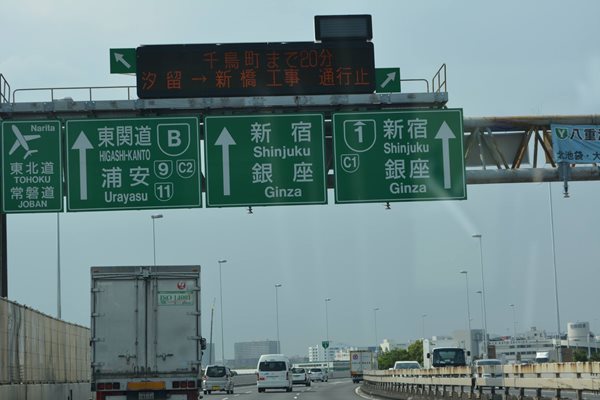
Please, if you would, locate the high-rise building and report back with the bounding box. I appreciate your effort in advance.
[234,340,279,368]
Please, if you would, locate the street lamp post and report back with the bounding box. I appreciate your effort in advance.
[275,283,282,353]
[325,298,332,343]
[421,314,427,339]
[218,259,227,364]
[472,233,489,357]
[509,303,517,341]
[373,307,380,353]
[476,290,485,354]
[151,214,163,266]
[460,270,472,355]
[325,298,331,363]
[57,212,62,319]
[548,183,563,362]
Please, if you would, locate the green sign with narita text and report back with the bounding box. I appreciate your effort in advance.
[65,117,201,211]
[204,114,327,207]
[333,109,466,203]
[1,120,63,213]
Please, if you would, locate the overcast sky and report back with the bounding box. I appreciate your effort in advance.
[2,0,600,359]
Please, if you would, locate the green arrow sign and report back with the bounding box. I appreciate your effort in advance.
[322,340,330,349]
[1,120,63,213]
[204,114,327,207]
[65,117,201,211]
[110,48,136,74]
[333,109,466,203]
[375,67,401,93]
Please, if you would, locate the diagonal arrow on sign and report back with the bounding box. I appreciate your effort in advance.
[72,131,94,200]
[215,127,236,196]
[434,121,456,189]
[379,71,397,89]
[114,52,131,69]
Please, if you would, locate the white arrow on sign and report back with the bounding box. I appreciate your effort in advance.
[434,121,456,189]
[215,127,236,196]
[114,52,131,69]
[379,71,397,89]
[72,131,94,200]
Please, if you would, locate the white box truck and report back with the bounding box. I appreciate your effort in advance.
[349,350,377,383]
[423,338,469,368]
[91,265,206,400]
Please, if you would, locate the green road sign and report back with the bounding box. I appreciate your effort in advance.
[333,109,466,203]
[110,48,136,74]
[375,67,401,93]
[1,120,63,213]
[65,117,201,211]
[204,114,327,207]
[322,340,330,349]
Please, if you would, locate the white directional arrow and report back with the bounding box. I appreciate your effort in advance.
[215,127,236,196]
[379,71,397,89]
[72,131,94,200]
[434,121,456,189]
[114,52,131,69]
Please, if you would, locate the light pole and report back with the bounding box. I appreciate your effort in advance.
[421,314,427,339]
[509,303,517,341]
[460,270,472,355]
[324,298,332,343]
[57,212,62,319]
[151,214,163,266]
[218,259,227,364]
[275,283,282,353]
[373,307,380,353]
[548,183,563,362]
[325,298,331,363]
[476,290,485,354]
[472,233,489,357]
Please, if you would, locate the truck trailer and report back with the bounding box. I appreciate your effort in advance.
[349,350,377,383]
[91,265,206,400]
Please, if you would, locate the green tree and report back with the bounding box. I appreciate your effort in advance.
[573,349,588,362]
[377,340,423,369]
[590,350,600,361]
[407,340,423,365]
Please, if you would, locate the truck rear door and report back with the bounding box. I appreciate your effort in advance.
[149,272,201,373]
[92,269,145,374]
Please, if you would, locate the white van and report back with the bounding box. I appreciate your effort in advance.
[256,354,293,393]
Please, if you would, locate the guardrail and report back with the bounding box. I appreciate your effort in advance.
[363,363,600,400]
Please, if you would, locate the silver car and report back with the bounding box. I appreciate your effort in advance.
[308,368,328,382]
[202,365,235,394]
[291,367,311,386]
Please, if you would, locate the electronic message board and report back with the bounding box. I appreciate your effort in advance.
[136,41,375,99]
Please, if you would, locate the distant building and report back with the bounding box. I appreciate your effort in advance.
[490,323,600,363]
[234,340,279,368]
[379,339,408,352]
[308,342,355,362]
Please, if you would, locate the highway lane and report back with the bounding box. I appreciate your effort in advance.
[201,379,359,400]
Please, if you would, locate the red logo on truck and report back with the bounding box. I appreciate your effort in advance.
[177,281,186,290]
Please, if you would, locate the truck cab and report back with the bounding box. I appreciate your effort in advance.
[427,347,469,367]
